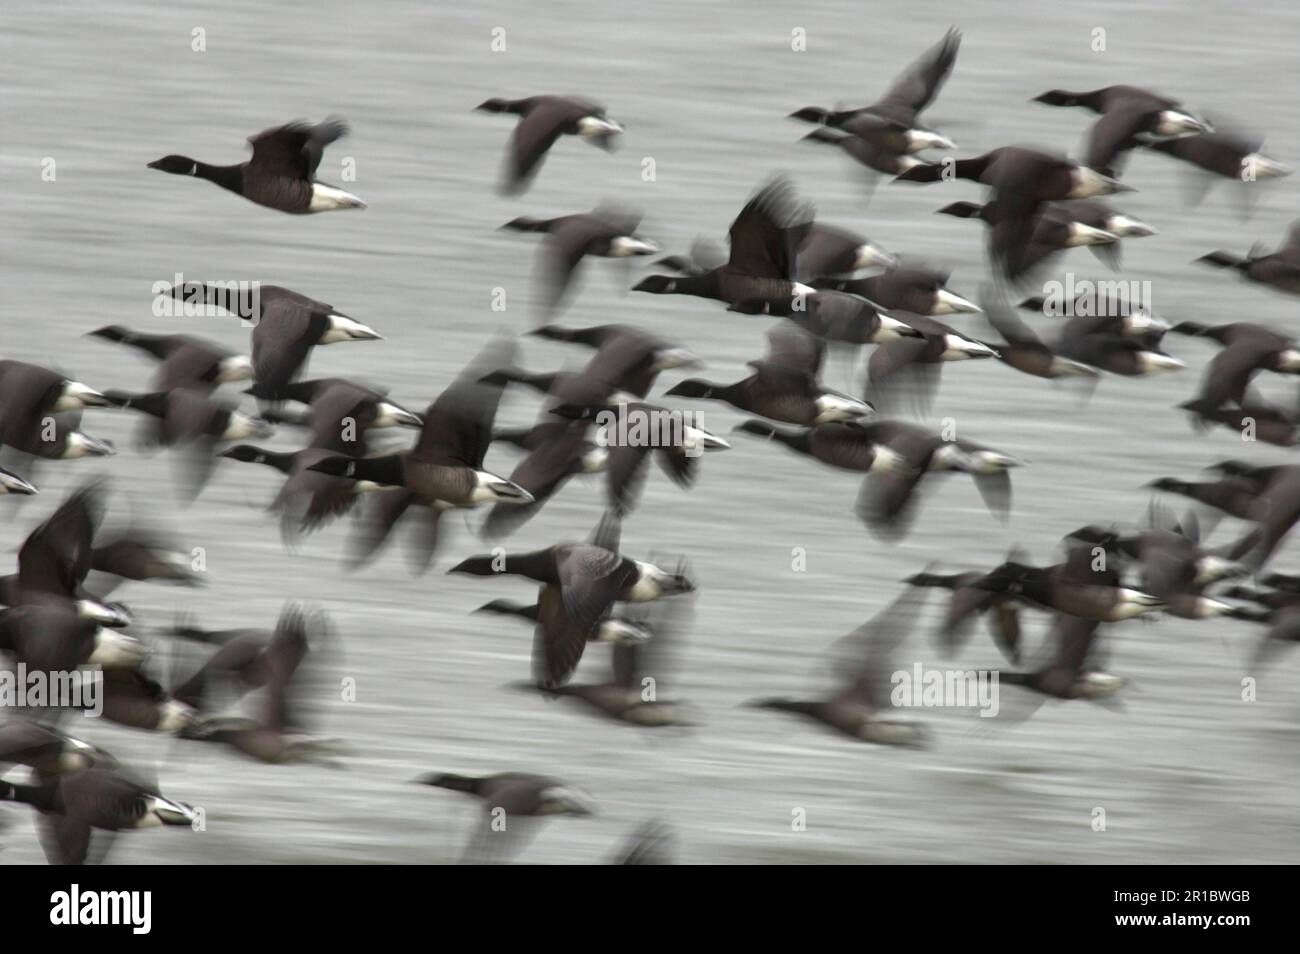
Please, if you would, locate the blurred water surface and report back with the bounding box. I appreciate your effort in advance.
[2,0,1300,863]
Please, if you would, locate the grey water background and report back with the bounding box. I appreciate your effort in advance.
[3,0,1300,863]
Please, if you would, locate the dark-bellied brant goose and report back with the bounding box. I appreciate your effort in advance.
[814,263,980,316]
[633,175,817,311]
[0,480,135,627]
[530,323,700,396]
[1032,85,1211,176]
[500,204,659,320]
[895,147,1132,282]
[0,765,198,864]
[905,567,1024,664]
[937,200,1119,279]
[790,28,960,151]
[147,116,365,213]
[976,285,1099,380]
[1144,125,1291,183]
[733,418,912,475]
[747,591,929,746]
[971,547,1165,622]
[0,360,114,460]
[89,325,253,392]
[1197,221,1300,296]
[665,322,871,425]
[477,95,622,195]
[997,615,1125,711]
[865,313,999,414]
[417,771,595,864]
[479,420,604,538]
[795,223,897,279]
[308,338,533,572]
[449,511,694,687]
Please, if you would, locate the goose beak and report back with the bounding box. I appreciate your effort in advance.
[327,314,384,341]
[854,243,898,270]
[933,289,982,315]
[878,314,923,340]
[1157,110,1213,137]
[56,381,112,410]
[66,433,116,458]
[485,476,534,504]
[1105,214,1158,238]
[0,470,37,495]
[1241,152,1293,180]
[1066,223,1120,247]
[653,347,702,371]
[381,403,424,428]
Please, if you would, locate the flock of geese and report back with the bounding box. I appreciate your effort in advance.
[3,27,1300,864]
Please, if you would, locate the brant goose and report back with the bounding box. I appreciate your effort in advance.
[1145,126,1291,183]
[517,596,696,728]
[417,771,595,864]
[89,326,253,392]
[472,596,654,647]
[1032,85,1211,176]
[937,200,1120,278]
[501,205,659,319]
[853,420,1020,537]
[865,313,998,415]
[905,568,1024,664]
[547,400,729,516]
[530,323,701,396]
[997,615,1125,709]
[733,419,913,475]
[252,294,382,402]
[449,511,694,687]
[665,322,872,425]
[790,28,960,151]
[0,604,144,672]
[147,116,365,213]
[0,360,114,459]
[1214,465,1300,569]
[308,338,533,572]
[977,285,1099,380]
[0,765,198,864]
[177,604,343,764]
[748,291,922,347]
[795,223,897,279]
[747,591,929,746]
[971,549,1165,622]
[477,95,623,195]
[633,175,816,311]
[0,481,134,627]
[1197,222,1300,296]
[0,722,114,778]
[895,147,1132,282]
[479,419,609,538]
[815,263,980,316]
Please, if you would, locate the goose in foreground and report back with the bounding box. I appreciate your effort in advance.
[0,360,114,460]
[546,401,730,517]
[1147,473,1265,522]
[0,722,114,778]
[905,568,1024,664]
[450,512,694,687]
[747,591,930,746]
[479,420,605,538]
[936,200,1120,279]
[895,147,1132,283]
[995,614,1125,718]
[864,314,999,415]
[88,326,253,393]
[1144,126,1291,184]
[307,338,533,573]
[251,294,383,402]
[852,420,1021,537]
[500,204,659,319]
[0,604,144,672]
[733,419,914,476]
[1032,85,1211,177]
[514,595,696,728]
[790,28,960,152]
[176,604,343,765]
[795,223,897,279]
[417,771,595,864]
[742,290,922,347]
[971,546,1165,622]
[976,285,1099,381]
[529,323,701,397]
[1218,465,1300,570]
[147,116,365,213]
[0,766,198,864]
[1197,221,1300,296]
[814,263,980,316]
[664,322,871,425]
[477,95,622,195]
[0,481,135,627]
[633,175,816,311]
